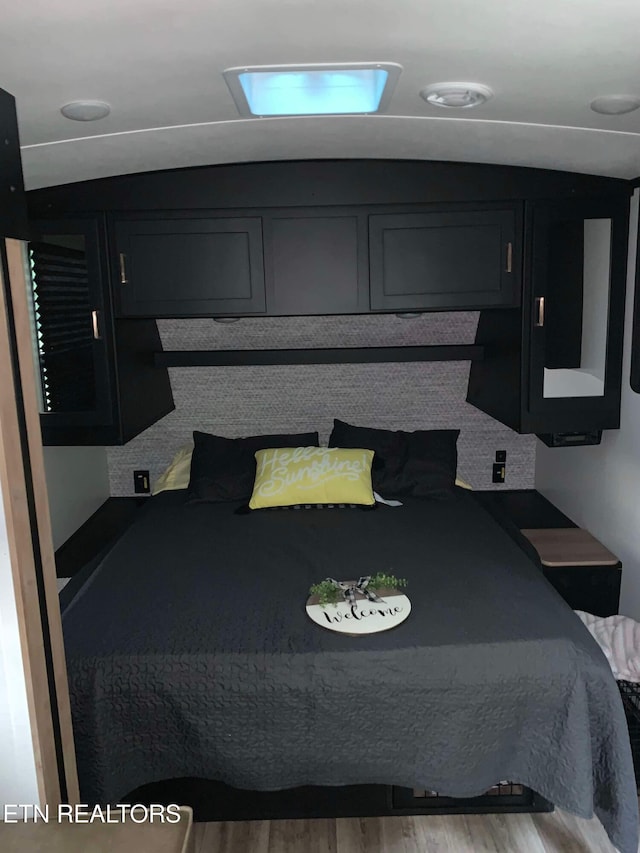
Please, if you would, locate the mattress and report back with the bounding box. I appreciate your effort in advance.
[62,489,639,853]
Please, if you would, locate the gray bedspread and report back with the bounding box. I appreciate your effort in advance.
[62,490,639,852]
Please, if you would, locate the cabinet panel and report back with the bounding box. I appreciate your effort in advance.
[115,217,265,317]
[267,215,362,314]
[543,565,621,617]
[0,88,28,239]
[369,209,517,311]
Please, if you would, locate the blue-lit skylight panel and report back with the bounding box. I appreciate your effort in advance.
[237,68,390,116]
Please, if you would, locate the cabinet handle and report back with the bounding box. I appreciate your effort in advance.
[91,310,102,340]
[535,296,545,327]
[505,241,513,273]
[119,252,128,284]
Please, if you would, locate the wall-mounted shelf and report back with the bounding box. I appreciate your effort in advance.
[154,345,484,368]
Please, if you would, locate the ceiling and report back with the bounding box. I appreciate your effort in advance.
[3,0,640,189]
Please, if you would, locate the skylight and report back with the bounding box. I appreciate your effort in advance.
[224,63,401,117]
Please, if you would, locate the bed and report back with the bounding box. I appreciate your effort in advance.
[61,488,639,853]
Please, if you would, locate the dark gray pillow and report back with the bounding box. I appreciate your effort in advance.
[328,419,459,499]
[328,419,406,495]
[403,429,460,499]
[187,430,320,503]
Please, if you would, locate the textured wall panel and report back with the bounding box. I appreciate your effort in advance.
[107,314,535,495]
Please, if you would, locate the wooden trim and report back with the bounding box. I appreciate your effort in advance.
[520,527,621,567]
[0,239,79,804]
[154,344,484,368]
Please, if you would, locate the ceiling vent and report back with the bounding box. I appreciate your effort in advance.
[420,82,493,109]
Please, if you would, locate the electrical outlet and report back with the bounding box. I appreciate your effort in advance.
[492,463,506,484]
[133,470,150,494]
[495,450,507,463]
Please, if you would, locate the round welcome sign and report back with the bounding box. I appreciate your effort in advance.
[306,588,411,635]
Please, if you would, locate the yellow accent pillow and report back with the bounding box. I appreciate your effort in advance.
[249,447,375,509]
[455,477,473,490]
[151,444,194,495]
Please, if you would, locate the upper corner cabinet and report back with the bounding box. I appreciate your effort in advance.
[368,207,520,311]
[113,216,266,317]
[526,196,629,434]
[28,218,113,438]
[27,216,175,446]
[467,194,630,439]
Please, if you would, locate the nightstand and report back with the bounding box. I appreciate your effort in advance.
[473,490,621,617]
[520,528,621,617]
[55,497,148,578]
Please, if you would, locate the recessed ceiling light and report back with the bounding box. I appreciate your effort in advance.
[420,82,493,109]
[224,63,402,117]
[60,100,111,122]
[590,95,640,115]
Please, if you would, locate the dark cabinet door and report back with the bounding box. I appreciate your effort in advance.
[369,208,518,311]
[28,218,114,437]
[543,565,621,617]
[114,217,266,317]
[265,213,366,315]
[526,197,629,433]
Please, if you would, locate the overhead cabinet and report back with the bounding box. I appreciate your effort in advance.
[265,213,367,315]
[113,205,519,318]
[527,198,627,430]
[369,208,519,311]
[467,196,629,439]
[29,217,174,445]
[114,217,266,317]
[26,160,634,445]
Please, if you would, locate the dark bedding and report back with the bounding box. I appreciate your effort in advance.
[62,489,638,852]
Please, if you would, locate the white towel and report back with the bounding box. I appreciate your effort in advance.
[374,492,403,507]
[575,610,640,682]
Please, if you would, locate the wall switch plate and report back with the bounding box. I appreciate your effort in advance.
[495,450,507,463]
[492,463,506,484]
[133,470,151,494]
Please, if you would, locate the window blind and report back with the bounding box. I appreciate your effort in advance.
[28,241,97,413]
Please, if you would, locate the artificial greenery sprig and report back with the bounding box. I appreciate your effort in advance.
[309,580,343,607]
[309,572,407,607]
[369,571,408,592]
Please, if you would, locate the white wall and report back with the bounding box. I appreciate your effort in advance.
[0,480,39,809]
[43,446,110,550]
[581,218,611,384]
[536,191,640,618]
